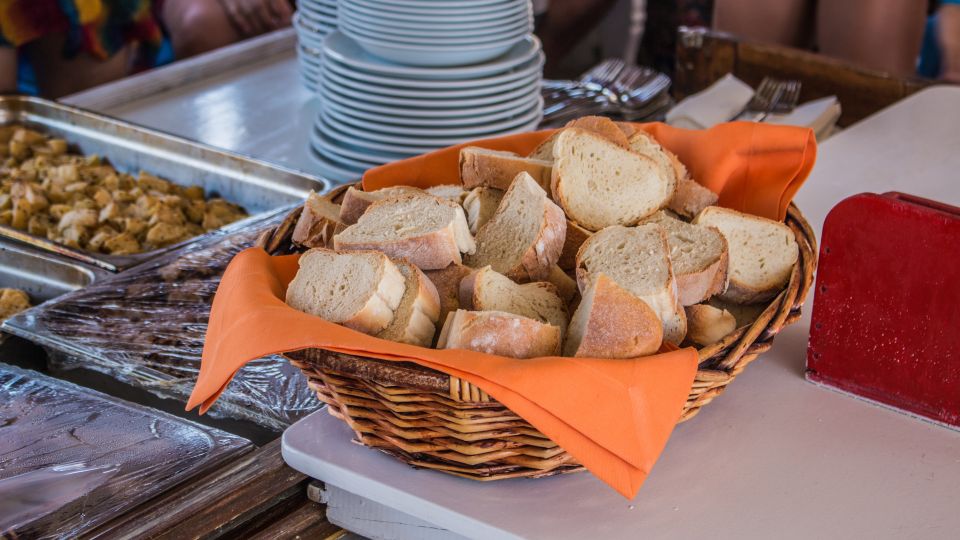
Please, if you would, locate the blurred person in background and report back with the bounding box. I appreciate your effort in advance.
[919,0,960,81]
[0,0,291,99]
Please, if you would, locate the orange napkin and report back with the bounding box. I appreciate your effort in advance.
[362,121,817,221]
[188,121,816,499]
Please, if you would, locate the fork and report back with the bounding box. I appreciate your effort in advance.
[737,77,802,122]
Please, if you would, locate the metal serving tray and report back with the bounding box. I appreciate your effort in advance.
[0,240,97,304]
[0,95,327,272]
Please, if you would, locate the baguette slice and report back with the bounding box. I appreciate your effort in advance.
[576,224,687,344]
[437,309,561,358]
[527,131,561,161]
[642,211,729,305]
[376,260,441,346]
[292,191,343,248]
[684,303,736,346]
[424,263,473,326]
[464,172,565,282]
[546,264,577,304]
[564,273,663,358]
[694,206,799,304]
[285,248,406,335]
[669,177,719,219]
[557,219,592,271]
[459,266,568,334]
[426,184,468,204]
[339,186,423,225]
[462,186,504,235]
[459,147,553,191]
[615,121,638,138]
[551,128,672,231]
[335,194,476,270]
[627,131,680,201]
[565,116,630,148]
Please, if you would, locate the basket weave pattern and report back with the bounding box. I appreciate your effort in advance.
[257,187,817,480]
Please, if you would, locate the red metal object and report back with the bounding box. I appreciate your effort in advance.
[807,192,960,427]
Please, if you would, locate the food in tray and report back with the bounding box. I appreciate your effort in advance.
[0,125,248,255]
[283,115,800,358]
[0,287,31,323]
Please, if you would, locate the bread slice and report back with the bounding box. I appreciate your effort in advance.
[339,186,423,225]
[334,194,476,270]
[527,131,560,161]
[426,184,468,204]
[557,219,592,271]
[437,309,561,358]
[709,297,766,328]
[641,211,729,305]
[565,116,630,148]
[459,146,553,191]
[615,122,638,138]
[551,128,672,231]
[459,266,568,334]
[627,131,680,203]
[694,206,799,304]
[576,224,687,344]
[462,186,504,235]
[464,172,565,282]
[424,263,473,326]
[376,259,441,346]
[564,273,663,358]
[684,303,736,346]
[545,264,577,304]
[285,248,406,335]
[292,191,343,248]
[669,177,719,219]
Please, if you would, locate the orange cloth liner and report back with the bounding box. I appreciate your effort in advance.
[188,121,816,499]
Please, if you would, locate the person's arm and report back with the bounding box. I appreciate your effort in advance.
[938,4,960,82]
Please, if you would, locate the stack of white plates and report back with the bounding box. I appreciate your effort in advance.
[295,0,337,91]
[309,31,544,183]
[339,0,532,67]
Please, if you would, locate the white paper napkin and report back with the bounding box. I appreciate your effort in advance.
[665,74,754,129]
[766,96,842,139]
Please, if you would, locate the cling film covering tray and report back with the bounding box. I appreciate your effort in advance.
[3,208,321,430]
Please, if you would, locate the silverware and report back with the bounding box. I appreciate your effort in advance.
[736,77,802,122]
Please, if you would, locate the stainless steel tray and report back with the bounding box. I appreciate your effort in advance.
[0,240,98,304]
[0,95,327,272]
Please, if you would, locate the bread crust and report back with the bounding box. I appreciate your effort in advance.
[292,191,342,248]
[339,186,422,225]
[459,147,553,191]
[458,266,568,333]
[565,116,630,148]
[424,264,473,325]
[557,219,592,271]
[545,264,577,304]
[377,260,441,346]
[685,303,736,346]
[668,177,719,219]
[564,274,663,358]
[438,309,561,358]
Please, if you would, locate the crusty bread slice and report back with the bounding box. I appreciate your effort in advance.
[684,303,736,346]
[424,263,473,326]
[437,309,561,358]
[462,186,504,235]
[551,128,672,231]
[426,184,468,204]
[292,191,343,248]
[694,206,799,304]
[576,224,687,344]
[557,219,592,271]
[564,273,663,358]
[459,147,553,191]
[669,177,719,219]
[376,259,441,346]
[642,211,729,305]
[709,297,766,328]
[627,131,680,203]
[339,186,423,225]
[285,248,406,335]
[565,116,630,148]
[464,172,566,282]
[615,122,638,138]
[334,194,476,270]
[545,264,577,304]
[527,131,561,161]
[459,266,568,335]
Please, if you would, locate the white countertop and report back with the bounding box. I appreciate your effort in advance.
[69,47,960,539]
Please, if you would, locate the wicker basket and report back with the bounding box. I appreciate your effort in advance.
[257,186,817,480]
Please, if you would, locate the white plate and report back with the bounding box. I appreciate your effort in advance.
[320,78,539,117]
[310,127,402,166]
[294,12,335,34]
[323,51,542,89]
[339,7,523,32]
[338,18,528,47]
[323,32,540,79]
[340,12,528,39]
[351,0,515,8]
[349,0,523,17]
[307,146,368,184]
[341,0,528,24]
[298,8,336,27]
[321,98,542,138]
[349,33,523,67]
[321,71,537,107]
[322,93,543,127]
[321,66,539,99]
[299,0,337,10]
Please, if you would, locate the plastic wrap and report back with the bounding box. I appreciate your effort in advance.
[0,363,251,538]
[4,211,322,430]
